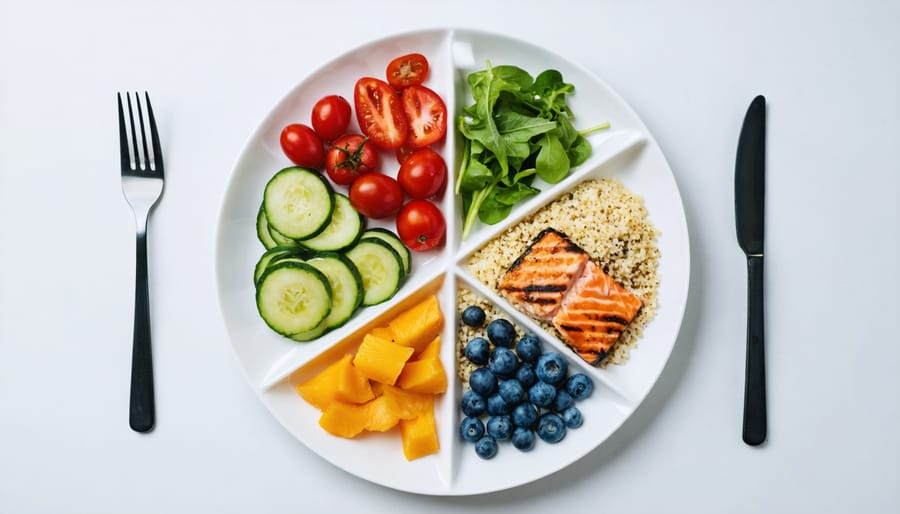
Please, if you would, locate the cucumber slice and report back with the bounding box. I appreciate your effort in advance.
[345,239,403,306]
[256,206,278,250]
[299,194,364,252]
[306,252,363,329]
[253,245,306,286]
[360,228,411,276]
[264,167,334,239]
[256,262,332,335]
[290,319,329,342]
[268,225,298,247]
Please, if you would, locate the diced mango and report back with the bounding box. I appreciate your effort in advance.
[370,326,396,342]
[296,355,373,410]
[353,334,414,385]
[388,295,443,354]
[381,384,434,420]
[363,395,399,432]
[319,400,369,438]
[414,336,441,360]
[399,409,439,461]
[370,380,386,397]
[397,357,447,395]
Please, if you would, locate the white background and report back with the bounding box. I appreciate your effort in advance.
[1,0,898,512]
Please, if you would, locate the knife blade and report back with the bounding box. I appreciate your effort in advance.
[735,95,767,446]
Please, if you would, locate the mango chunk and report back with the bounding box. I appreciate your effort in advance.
[319,400,369,438]
[363,395,399,432]
[381,385,434,420]
[353,334,414,385]
[370,326,396,342]
[296,354,374,410]
[388,295,443,354]
[400,409,439,461]
[397,357,447,395]
[414,336,441,360]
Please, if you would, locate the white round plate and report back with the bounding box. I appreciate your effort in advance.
[215,28,690,495]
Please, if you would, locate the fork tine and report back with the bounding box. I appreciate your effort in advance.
[144,92,164,174]
[117,93,132,171]
[135,92,150,171]
[126,93,141,170]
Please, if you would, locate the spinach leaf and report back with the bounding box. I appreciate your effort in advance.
[535,133,570,184]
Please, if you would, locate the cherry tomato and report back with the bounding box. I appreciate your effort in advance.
[396,145,417,165]
[401,85,447,148]
[280,123,325,169]
[385,53,429,89]
[349,173,403,219]
[354,78,408,150]
[397,148,447,199]
[396,200,445,252]
[311,95,352,142]
[325,134,379,186]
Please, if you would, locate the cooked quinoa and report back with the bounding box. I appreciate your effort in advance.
[464,178,660,369]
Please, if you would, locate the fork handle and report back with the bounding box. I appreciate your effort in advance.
[130,231,155,433]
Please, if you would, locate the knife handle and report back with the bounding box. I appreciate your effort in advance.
[743,255,767,446]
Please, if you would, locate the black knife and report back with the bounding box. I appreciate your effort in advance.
[735,95,767,446]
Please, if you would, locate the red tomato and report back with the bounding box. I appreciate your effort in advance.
[353,78,408,150]
[396,200,445,252]
[311,95,352,142]
[397,148,447,199]
[401,85,447,148]
[395,145,417,165]
[325,134,379,186]
[349,174,403,219]
[280,123,325,169]
[385,53,429,89]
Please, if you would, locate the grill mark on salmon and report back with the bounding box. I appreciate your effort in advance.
[497,228,588,321]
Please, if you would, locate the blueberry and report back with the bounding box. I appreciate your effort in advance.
[511,426,536,451]
[461,389,487,417]
[516,335,542,363]
[498,379,525,404]
[535,352,568,386]
[459,416,484,442]
[486,318,516,347]
[487,393,511,416]
[461,305,486,327]
[528,381,556,408]
[512,402,539,428]
[486,415,513,441]
[565,373,594,400]
[465,337,490,365]
[515,362,537,388]
[489,347,518,378]
[469,368,497,396]
[474,435,498,459]
[562,406,583,428]
[553,390,575,412]
[536,413,567,443]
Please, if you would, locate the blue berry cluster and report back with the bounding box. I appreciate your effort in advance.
[459,305,594,459]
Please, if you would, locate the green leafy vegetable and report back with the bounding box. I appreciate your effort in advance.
[456,62,609,239]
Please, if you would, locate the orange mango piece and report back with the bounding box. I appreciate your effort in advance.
[399,408,439,461]
[319,400,369,438]
[381,384,434,420]
[414,336,441,360]
[295,359,343,410]
[388,295,443,354]
[397,357,447,395]
[296,355,374,410]
[370,326,396,342]
[363,395,399,432]
[353,334,414,385]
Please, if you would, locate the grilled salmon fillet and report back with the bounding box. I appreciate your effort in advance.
[551,260,643,365]
[497,229,589,321]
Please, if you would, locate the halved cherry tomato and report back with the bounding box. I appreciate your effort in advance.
[396,200,445,252]
[280,123,325,169]
[349,173,403,219]
[326,134,379,186]
[353,78,407,150]
[311,95,352,142]
[386,53,429,89]
[397,148,447,199]
[401,85,447,148]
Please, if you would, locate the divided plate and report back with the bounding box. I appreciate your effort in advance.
[215,28,690,495]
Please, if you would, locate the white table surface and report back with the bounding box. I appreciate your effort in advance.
[1,0,898,512]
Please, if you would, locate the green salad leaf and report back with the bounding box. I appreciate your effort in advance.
[456,62,609,239]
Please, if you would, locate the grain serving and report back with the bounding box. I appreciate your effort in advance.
[465,178,660,367]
